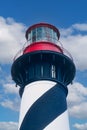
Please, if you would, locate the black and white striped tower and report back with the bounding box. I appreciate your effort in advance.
[11,23,76,130]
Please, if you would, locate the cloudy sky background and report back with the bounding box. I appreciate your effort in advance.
[0,0,87,130]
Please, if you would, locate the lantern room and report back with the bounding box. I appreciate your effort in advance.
[25,23,60,44]
[23,23,63,54]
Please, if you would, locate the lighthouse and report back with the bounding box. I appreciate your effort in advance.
[11,23,76,130]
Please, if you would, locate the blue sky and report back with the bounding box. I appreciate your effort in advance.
[0,0,87,130]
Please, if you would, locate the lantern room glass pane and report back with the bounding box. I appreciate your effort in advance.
[27,26,58,44]
[37,27,42,41]
[32,29,36,42]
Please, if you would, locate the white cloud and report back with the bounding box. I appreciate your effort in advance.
[0,16,26,64]
[3,83,19,94]
[67,82,87,118]
[73,123,87,130]
[0,81,20,112]
[69,102,87,118]
[60,27,73,37]
[60,23,87,70]
[72,23,87,31]
[0,98,20,112]
[0,66,20,111]
[0,122,18,130]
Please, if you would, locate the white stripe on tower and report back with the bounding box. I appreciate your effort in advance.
[18,80,70,130]
[45,110,69,130]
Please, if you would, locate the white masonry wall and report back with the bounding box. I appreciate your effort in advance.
[18,80,70,130]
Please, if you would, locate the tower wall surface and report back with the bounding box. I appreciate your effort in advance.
[19,81,69,130]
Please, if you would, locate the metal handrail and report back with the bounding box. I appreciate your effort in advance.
[13,40,73,61]
[13,41,28,61]
[13,38,59,61]
[58,41,73,61]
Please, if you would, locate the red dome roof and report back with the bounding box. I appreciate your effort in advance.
[23,41,63,54]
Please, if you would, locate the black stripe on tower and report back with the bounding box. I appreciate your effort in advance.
[20,83,67,130]
[11,50,76,97]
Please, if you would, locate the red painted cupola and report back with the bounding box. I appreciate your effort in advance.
[23,23,63,54]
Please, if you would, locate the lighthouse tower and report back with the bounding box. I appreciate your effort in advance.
[11,23,76,130]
